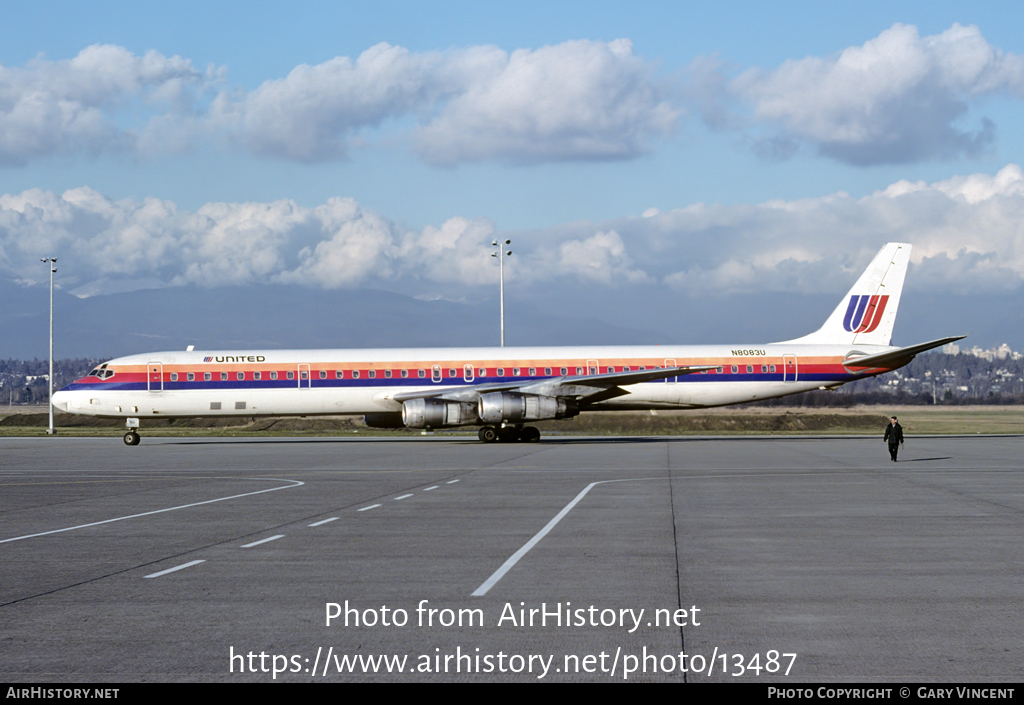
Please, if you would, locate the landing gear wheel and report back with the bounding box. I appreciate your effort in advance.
[478,426,498,443]
[498,426,520,443]
[123,431,141,446]
[521,426,541,443]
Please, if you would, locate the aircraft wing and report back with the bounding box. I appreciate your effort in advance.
[391,364,719,404]
[841,335,967,370]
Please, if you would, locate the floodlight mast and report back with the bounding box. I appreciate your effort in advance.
[41,257,57,435]
[491,239,511,347]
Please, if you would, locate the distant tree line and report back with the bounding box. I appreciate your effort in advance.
[758,352,1024,406]
[0,352,1021,407]
[0,358,102,405]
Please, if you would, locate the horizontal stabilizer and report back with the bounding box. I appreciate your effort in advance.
[841,336,967,370]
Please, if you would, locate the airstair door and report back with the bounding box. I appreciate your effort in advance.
[147,362,163,392]
[783,355,798,382]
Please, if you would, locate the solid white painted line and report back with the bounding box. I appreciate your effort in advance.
[446,479,460,484]
[308,517,338,527]
[241,535,285,548]
[472,483,599,597]
[144,560,205,579]
[357,504,381,512]
[0,478,305,545]
[423,486,440,491]
[472,478,665,597]
[394,494,414,500]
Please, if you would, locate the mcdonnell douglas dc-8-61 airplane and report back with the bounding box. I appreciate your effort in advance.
[53,242,963,445]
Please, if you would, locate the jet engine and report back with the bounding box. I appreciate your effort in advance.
[363,412,405,428]
[401,398,479,429]
[477,392,578,424]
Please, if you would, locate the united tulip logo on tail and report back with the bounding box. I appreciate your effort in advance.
[843,295,889,333]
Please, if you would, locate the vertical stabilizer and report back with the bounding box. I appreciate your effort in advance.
[780,243,911,346]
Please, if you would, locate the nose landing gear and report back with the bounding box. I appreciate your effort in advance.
[123,417,141,446]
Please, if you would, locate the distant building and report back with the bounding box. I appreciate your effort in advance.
[952,343,1022,361]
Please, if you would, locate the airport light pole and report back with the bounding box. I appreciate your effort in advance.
[491,239,511,347]
[41,257,57,435]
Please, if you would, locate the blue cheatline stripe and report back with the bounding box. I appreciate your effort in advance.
[63,371,858,394]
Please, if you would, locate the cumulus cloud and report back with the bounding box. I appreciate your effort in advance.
[210,43,465,162]
[650,164,1024,292]
[0,45,209,164]
[0,40,677,166]
[3,166,1024,297]
[216,38,677,164]
[0,187,497,294]
[412,39,679,165]
[9,28,1024,168]
[701,23,1024,165]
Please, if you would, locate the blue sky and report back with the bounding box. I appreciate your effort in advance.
[2,1,1024,347]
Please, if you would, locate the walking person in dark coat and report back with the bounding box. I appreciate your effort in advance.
[884,416,904,461]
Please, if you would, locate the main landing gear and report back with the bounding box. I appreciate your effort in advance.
[477,425,541,443]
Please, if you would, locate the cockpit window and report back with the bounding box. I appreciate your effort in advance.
[87,366,114,380]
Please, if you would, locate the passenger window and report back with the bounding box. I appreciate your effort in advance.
[401,370,408,378]
[731,365,738,373]
[449,369,457,377]
[529,367,536,376]
[352,370,360,379]
[220,372,228,381]
[170,373,178,381]
[287,371,294,380]
[560,367,567,375]
[746,365,753,373]
[368,370,376,379]
[187,372,195,381]
[513,368,520,376]
[418,369,425,378]
[254,372,261,380]
[336,370,343,379]
[204,372,211,381]
[270,371,278,380]
[761,365,767,373]
[385,370,393,378]
[545,367,552,376]
[770,365,776,373]
[497,368,504,377]
[319,370,327,379]
[237,372,244,381]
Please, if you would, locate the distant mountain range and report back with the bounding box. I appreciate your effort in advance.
[1,278,1017,359]
[0,279,658,359]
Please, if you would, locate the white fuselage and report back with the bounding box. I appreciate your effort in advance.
[52,342,892,421]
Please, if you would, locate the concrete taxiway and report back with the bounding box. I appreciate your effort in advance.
[1,435,1022,682]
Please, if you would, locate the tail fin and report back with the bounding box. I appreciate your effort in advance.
[781,242,911,346]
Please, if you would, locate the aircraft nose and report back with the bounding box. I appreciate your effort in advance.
[51,390,70,412]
